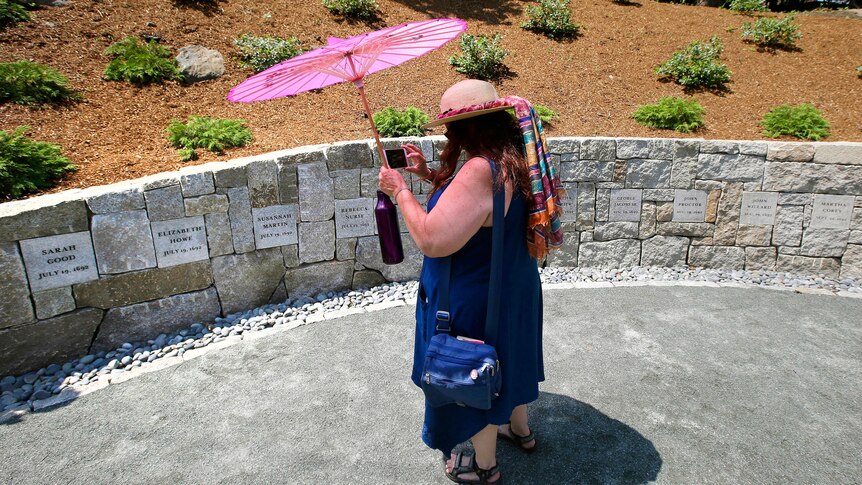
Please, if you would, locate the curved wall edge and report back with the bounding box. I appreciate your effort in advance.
[1,136,861,375]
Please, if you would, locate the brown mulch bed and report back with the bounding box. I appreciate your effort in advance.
[1,0,861,198]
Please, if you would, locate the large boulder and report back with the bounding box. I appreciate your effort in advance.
[212,249,285,315]
[0,242,34,330]
[356,235,423,281]
[0,308,103,376]
[284,261,354,298]
[176,45,225,83]
[92,288,221,351]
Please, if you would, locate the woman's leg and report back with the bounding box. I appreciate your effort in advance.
[499,404,536,449]
[445,424,501,482]
[472,424,499,470]
[510,404,531,436]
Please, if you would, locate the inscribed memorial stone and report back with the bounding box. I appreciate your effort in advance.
[253,204,299,249]
[20,231,99,292]
[740,192,779,225]
[335,198,375,238]
[809,194,854,229]
[150,216,209,268]
[609,189,642,222]
[559,184,578,223]
[673,190,708,223]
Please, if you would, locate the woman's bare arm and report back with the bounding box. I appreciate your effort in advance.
[381,157,493,258]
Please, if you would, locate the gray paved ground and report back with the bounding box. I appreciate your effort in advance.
[1,286,861,484]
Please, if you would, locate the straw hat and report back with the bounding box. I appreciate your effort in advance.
[422,79,514,129]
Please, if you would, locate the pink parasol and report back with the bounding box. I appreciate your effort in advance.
[227,18,467,167]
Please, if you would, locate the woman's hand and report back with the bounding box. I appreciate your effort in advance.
[378,165,408,198]
[401,143,432,180]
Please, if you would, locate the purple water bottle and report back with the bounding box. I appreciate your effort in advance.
[375,190,404,265]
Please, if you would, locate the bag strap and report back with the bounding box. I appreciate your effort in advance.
[434,157,505,347]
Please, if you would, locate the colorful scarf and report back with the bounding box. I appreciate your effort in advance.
[435,95,566,260]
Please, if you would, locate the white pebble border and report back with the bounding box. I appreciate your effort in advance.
[2,265,860,421]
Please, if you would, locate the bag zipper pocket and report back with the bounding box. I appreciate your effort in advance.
[425,349,493,366]
[425,372,490,387]
[426,353,497,377]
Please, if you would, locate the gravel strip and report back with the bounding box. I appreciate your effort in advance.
[2,266,860,415]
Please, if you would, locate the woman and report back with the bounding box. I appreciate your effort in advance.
[378,79,564,484]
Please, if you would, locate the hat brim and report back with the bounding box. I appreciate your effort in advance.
[422,105,514,129]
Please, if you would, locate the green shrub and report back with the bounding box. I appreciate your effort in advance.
[166,116,252,161]
[656,36,732,88]
[449,33,510,81]
[322,0,378,19]
[103,36,182,85]
[521,0,580,40]
[741,14,801,49]
[372,107,429,138]
[234,34,303,72]
[632,96,705,133]
[534,104,557,126]
[0,0,28,29]
[761,103,829,140]
[725,0,767,13]
[0,126,76,199]
[857,65,862,75]
[0,60,81,105]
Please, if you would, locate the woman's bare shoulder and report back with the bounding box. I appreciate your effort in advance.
[453,156,494,188]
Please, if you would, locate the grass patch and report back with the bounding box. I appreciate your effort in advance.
[725,0,767,14]
[449,33,510,81]
[372,107,429,137]
[0,126,76,199]
[656,35,731,89]
[0,60,81,105]
[166,116,252,161]
[322,0,379,20]
[534,104,558,126]
[632,96,705,133]
[104,36,182,85]
[741,14,801,50]
[761,103,829,140]
[234,33,303,72]
[0,0,28,30]
[521,0,580,40]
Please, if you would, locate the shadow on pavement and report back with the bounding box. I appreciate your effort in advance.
[456,392,662,484]
[520,392,662,484]
[0,388,82,426]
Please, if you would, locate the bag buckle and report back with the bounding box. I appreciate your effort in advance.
[480,363,496,376]
[435,311,451,332]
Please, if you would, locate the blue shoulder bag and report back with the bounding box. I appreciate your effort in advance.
[420,158,504,410]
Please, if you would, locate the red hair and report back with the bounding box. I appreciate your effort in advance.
[432,111,531,206]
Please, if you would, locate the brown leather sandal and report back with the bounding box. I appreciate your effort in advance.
[497,422,538,454]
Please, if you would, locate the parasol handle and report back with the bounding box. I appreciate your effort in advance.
[354,80,389,170]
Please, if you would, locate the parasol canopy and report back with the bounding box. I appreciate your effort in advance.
[228,18,467,102]
[227,18,466,167]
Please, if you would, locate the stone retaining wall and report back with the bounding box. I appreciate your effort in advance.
[1,136,861,375]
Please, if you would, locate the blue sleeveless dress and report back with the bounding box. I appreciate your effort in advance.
[410,158,545,456]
